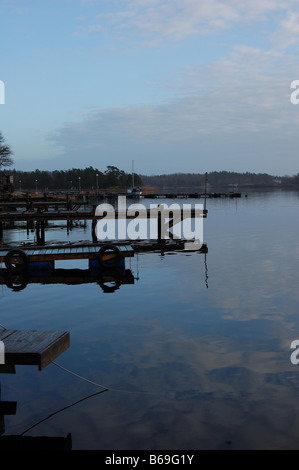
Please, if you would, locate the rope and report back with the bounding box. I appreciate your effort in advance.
[20,361,157,436]
[21,388,108,436]
[52,361,109,391]
[51,361,157,396]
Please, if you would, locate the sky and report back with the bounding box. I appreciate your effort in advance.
[1,0,299,176]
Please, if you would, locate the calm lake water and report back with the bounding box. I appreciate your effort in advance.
[0,191,299,450]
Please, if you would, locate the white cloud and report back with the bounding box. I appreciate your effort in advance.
[46,45,299,174]
[73,0,299,47]
[273,11,299,48]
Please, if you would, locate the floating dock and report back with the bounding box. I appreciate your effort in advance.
[0,207,207,222]
[0,242,134,271]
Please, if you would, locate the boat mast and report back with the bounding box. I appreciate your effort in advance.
[132,160,134,188]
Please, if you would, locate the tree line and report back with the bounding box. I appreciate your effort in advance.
[1,130,298,192]
[11,166,143,191]
[1,131,143,191]
[141,171,299,190]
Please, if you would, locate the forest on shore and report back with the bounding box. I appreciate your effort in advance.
[141,171,299,191]
[5,167,299,192]
[1,131,298,192]
[10,165,142,192]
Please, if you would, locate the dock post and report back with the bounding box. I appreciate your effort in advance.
[92,219,97,243]
[204,172,208,212]
[35,220,40,244]
[157,209,162,243]
[35,219,45,245]
[40,220,45,245]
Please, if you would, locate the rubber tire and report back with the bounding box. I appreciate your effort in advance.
[97,244,121,269]
[4,248,28,272]
[98,268,121,293]
[5,272,28,291]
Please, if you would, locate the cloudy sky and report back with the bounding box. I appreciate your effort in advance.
[1,0,299,176]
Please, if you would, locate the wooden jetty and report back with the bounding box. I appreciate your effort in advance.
[142,192,241,199]
[0,329,70,371]
[0,239,207,271]
[0,242,134,272]
[0,206,208,222]
[0,204,208,245]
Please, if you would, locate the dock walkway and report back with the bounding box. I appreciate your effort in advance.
[0,242,134,271]
[0,329,70,371]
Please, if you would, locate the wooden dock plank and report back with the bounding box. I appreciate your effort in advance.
[43,249,54,255]
[0,329,70,370]
[61,248,72,254]
[0,330,15,342]
[0,243,134,265]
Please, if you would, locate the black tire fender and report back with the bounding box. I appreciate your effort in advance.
[97,244,121,268]
[5,272,28,291]
[4,248,28,272]
[98,268,121,293]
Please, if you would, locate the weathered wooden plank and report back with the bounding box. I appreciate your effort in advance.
[0,330,70,370]
[0,330,15,342]
[0,244,134,264]
[62,248,73,254]
[43,249,54,255]
[26,250,37,255]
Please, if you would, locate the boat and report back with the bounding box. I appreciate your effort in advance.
[127,186,143,198]
[126,160,143,198]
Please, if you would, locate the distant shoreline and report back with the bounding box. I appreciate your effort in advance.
[3,168,299,192]
[140,171,299,192]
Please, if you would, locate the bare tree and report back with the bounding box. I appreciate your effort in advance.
[0,131,13,170]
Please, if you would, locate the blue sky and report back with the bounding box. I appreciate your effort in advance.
[1,0,299,176]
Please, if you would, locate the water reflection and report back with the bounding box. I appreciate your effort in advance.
[0,265,135,294]
[0,249,209,293]
[0,192,298,449]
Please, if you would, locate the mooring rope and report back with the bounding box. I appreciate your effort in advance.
[21,388,108,436]
[51,360,157,396]
[19,360,159,436]
[51,361,109,391]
